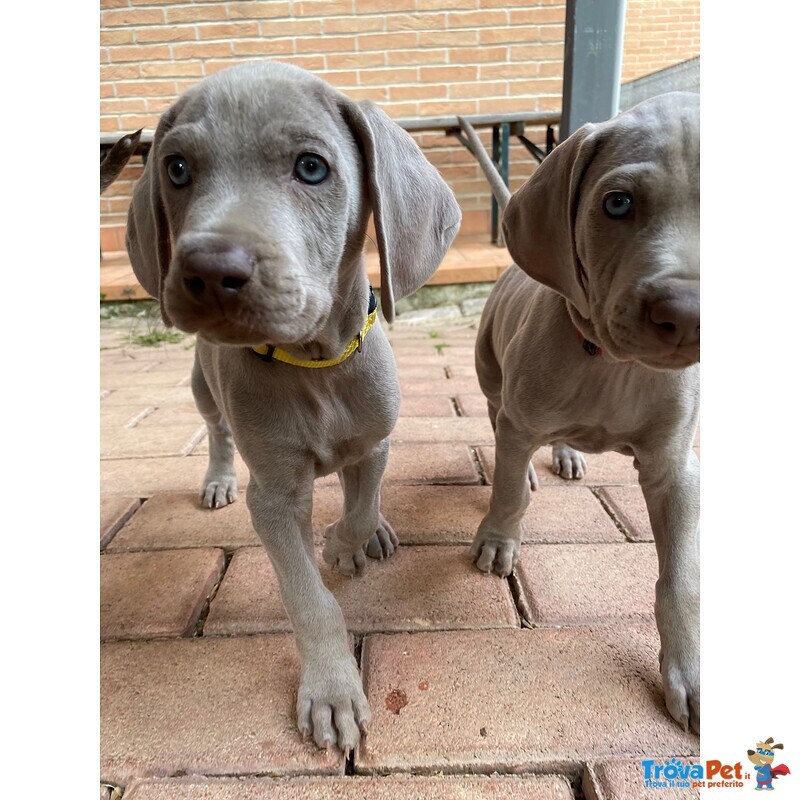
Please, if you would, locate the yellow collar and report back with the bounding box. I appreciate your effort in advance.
[252,287,378,369]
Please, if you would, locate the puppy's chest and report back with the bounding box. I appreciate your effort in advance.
[202,346,399,475]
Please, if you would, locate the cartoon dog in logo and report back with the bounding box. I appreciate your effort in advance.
[747,738,791,790]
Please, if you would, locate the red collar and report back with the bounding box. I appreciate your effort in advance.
[574,324,602,356]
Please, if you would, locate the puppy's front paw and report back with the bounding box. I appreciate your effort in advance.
[660,645,700,734]
[297,657,371,754]
[470,530,520,577]
[365,515,399,559]
[200,472,238,508]
[551,444,586,480]
[322,525,366,575]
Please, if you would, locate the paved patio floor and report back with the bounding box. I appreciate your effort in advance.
[100,308,700,800]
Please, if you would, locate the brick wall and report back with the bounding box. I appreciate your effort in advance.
[100,0,700,252]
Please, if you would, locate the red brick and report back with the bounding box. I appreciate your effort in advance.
[477,446,641,486]
[399,377,482,396]
[456,393,489,417]
[100,453,250,497]
[106,492,258,551]
[100,636,343,784]
[204,545,518,635]
[124,774,575,799]
[227,1,292,18]
[391,417,493,444]
[357,626,698,773]
[101,423,206,459]
[100,549,224,639]
[584,758,700,800]
[385,443,479,484]
[516,543,658,625]
[102,8,165,26]
[100,496,141,548]
[598,485,653,541]
[398,394,455,417]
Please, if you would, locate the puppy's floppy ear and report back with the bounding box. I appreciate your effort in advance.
[125,104,183,326]
[340,99,461,322]
[502,124,600,319]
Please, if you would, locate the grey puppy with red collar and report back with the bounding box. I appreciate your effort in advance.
[459,92,700,733]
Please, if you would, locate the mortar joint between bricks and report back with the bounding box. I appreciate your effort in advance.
[449,396,463,417]
[507,571,535,628]
[589,486,636,542]
[468,445,488,485]
[192,550,234,637]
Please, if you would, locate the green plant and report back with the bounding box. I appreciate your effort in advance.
[131,329,185,347]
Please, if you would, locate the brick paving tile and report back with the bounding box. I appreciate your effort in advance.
[456,392,490,417]
[357,626,698,774]
[101,385,195,405]
[598,486,653,541]
[393,352,475,369]
[398,394,456,417]
[516,543,658,625]
[100,496,141,548]
[385,443,480,484]
[584,758,700,799]
[100,549,224,640]
[391,416,494,444]
[107,492,258,551]
[100,636,343,785]
[204,545,518,636]
[100,454,250,497]
[124,773,575,799]
[100,404,159,427]
[101,423,207,459]
[399,377,482,396]
[390,364,450,379]
[446,364,485,379]
[374,485,623,545]
[519,486,622,542]
[100,370,191,389]
[134,403,207,427]
[477,446,640,486]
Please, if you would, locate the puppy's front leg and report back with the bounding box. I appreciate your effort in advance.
[323,438,399,574]
[472,412,539,576]
[637,449,700,734]
[247,478,369,753]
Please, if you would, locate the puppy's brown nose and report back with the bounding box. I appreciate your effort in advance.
[181,244,255,306]
[649,293,700,347]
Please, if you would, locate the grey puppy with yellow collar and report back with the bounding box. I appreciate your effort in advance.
[126,61,460,753]
[459,92,700,733]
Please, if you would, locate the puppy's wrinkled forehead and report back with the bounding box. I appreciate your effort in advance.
[596,92,699,179]
[165,62,348,157]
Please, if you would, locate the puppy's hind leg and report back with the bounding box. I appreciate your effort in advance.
[551,442,587,480]
[191,352,238,508]
[323,437,398,576]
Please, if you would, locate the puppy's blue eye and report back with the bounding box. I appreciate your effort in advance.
[294,153,329,185]
[603,191,634,219]
[166,155,191,188]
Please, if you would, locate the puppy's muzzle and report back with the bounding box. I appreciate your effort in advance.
[648,291,700,348]
[181,241,256,311]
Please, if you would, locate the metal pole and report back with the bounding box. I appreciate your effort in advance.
[560,0,627,138]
